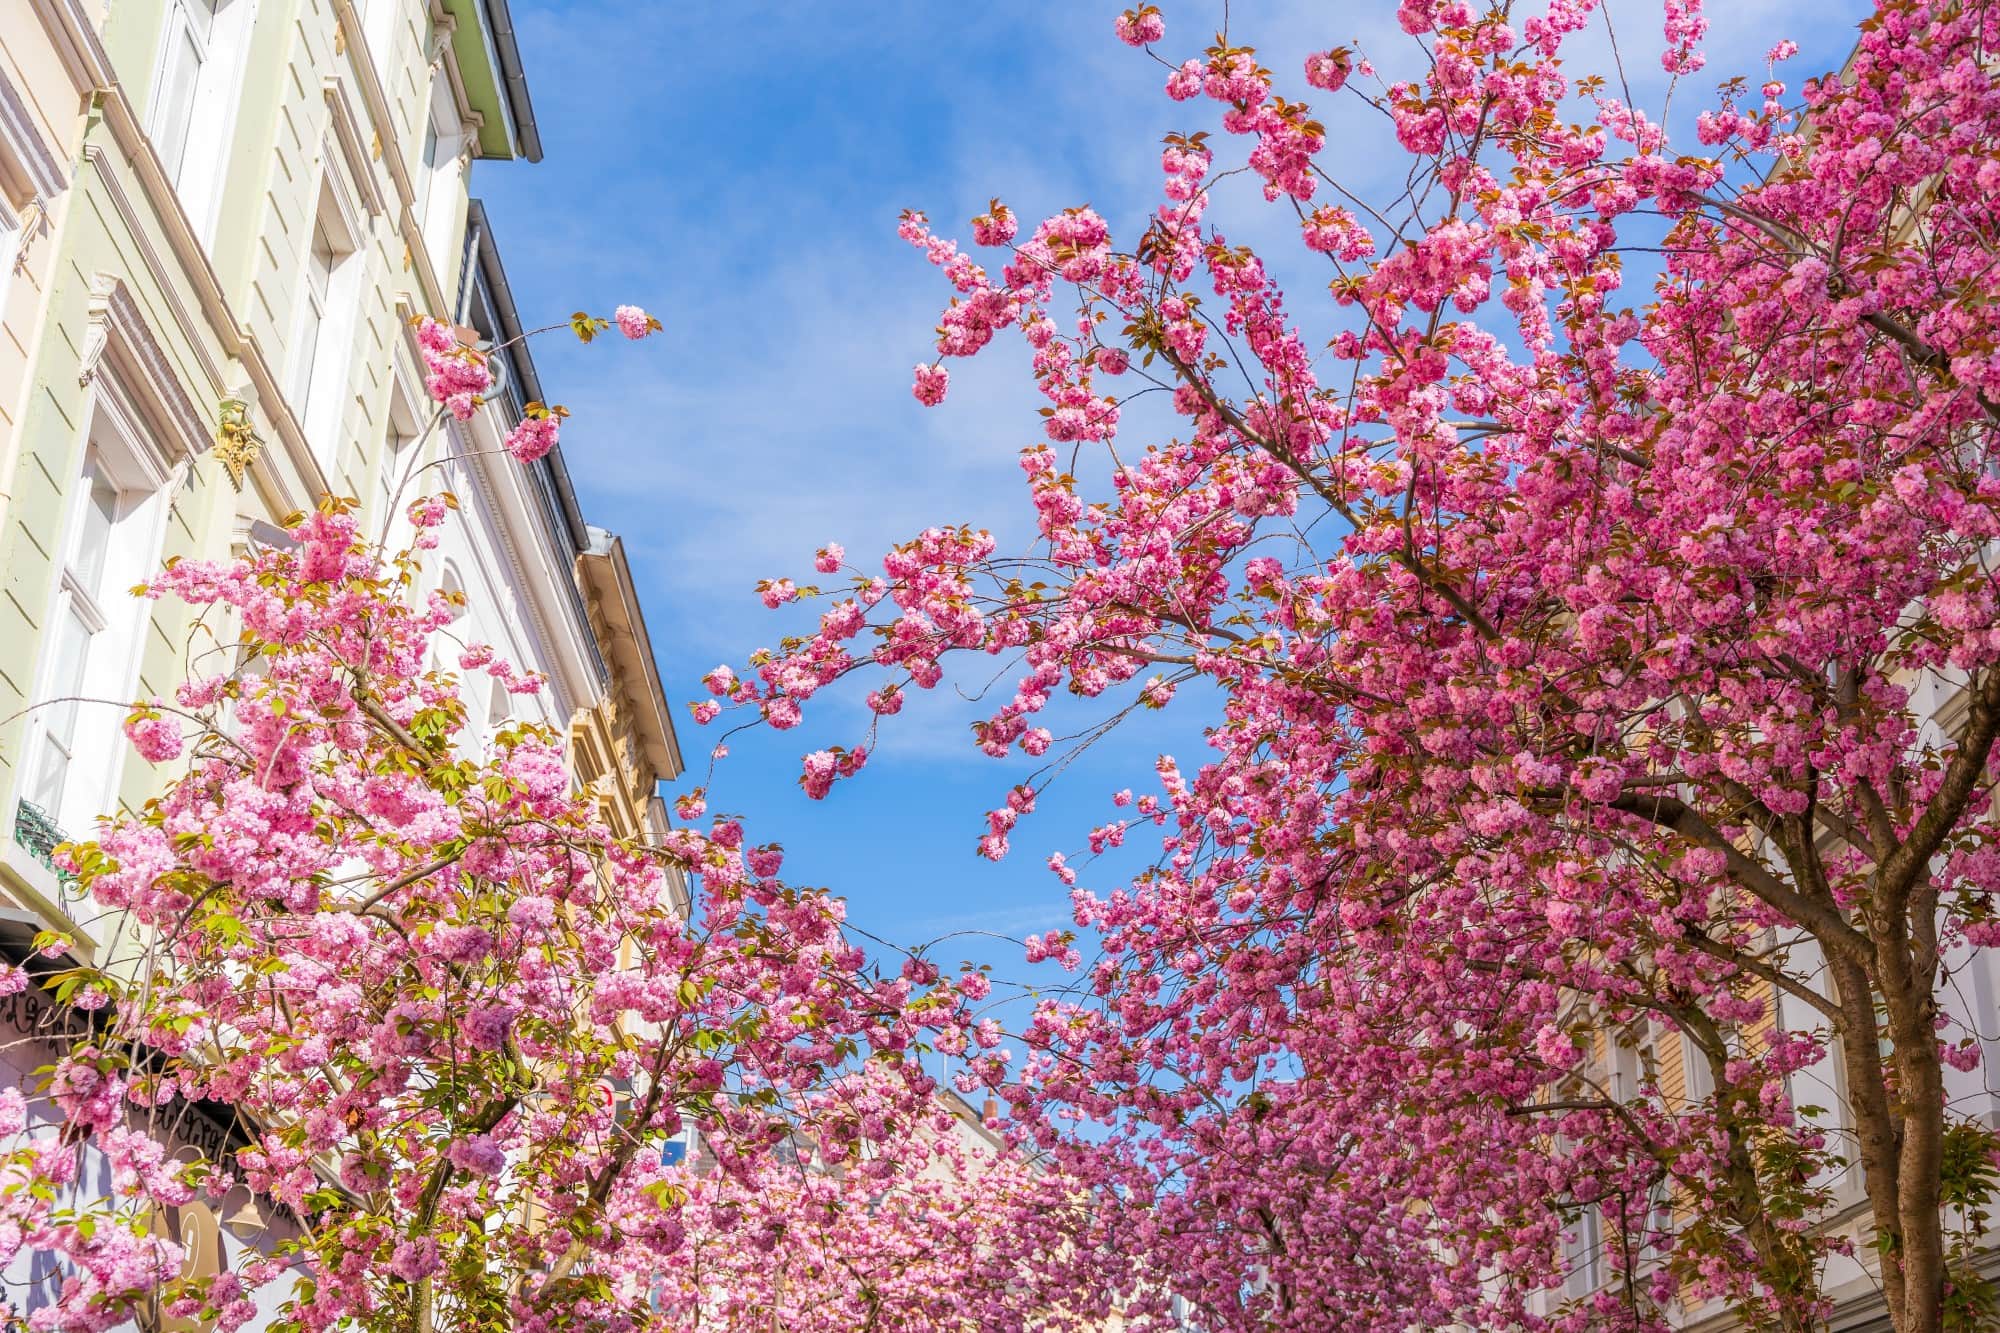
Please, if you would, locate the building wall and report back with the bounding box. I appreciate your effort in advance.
[0,0,86,446]
[0,0,526,940]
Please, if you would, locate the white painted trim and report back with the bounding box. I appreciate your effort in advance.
[322,77,387,220]
[25,0,113,96]
[182,0,262,247]
[140,0,214,187]
[75,274,211,465]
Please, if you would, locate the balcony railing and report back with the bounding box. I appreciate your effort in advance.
[12,799,74,886]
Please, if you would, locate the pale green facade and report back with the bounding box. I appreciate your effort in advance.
[0,0,537,953]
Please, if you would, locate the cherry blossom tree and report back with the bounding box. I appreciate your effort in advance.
[646,1065,1130,1332]
[0,317,1019,1333]
[708,2,2000,1330]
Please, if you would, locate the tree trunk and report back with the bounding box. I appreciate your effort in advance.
[1827,952,1913,1329]
[1887,974,1947,1333]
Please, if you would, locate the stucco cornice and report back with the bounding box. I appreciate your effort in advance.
[77,274,211,466]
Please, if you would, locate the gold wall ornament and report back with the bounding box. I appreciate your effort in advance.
[214,398,263,490]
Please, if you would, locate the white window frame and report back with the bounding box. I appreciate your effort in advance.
[485,674,512,738]
[415,74,463,271]
[146,0,215,186]
[20,385,176,840]
[433,560,469,669]
[294,214,337,411]
[378,384,423,518]
[1681,1030,1716,1105]
[147,0,258,241]
[289,167,365,465]
[1608,1019,1658,1103]
[1561,1200,1603,1300]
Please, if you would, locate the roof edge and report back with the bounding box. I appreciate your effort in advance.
[481,0,542,162]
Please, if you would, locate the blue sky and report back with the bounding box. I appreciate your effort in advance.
[472,1,1874,1005]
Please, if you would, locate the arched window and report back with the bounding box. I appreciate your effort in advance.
[438,563,468,623]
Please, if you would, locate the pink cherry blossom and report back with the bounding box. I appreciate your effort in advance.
[123,709,182,764]
[614,303,658,339]
[912,362,949,406]
[502,408,560,463]
[1115,5,1163,46]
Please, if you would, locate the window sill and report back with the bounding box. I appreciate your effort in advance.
[0,837,99,966]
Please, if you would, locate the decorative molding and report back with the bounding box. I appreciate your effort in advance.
[0,65,67,200]
[428,5,460,67]
[316,134,365,252]
[26,0,113,97]
[321,78,386,219]
[76,274,211,466]
[213,398,262,490]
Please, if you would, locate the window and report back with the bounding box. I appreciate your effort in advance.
[1682,1034,1715,1105]
[431,563,468,675]
[1609,1019,1659,1102]
[417,115,440,220]
[659,1116,696,1168]
[376,369,425,530]
[486,676,511,737]
[379,419,418,516]
[414,78,462,269]
[150,0,217,184]
[439,564,468,626]
[1642,1175,1675,1264]
[25,441,168,839]
[293,217,335,411]
[289,184,361,461]
[1562,1203,1603,1299]
[27,467,118,822]
[148,0,255,238]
